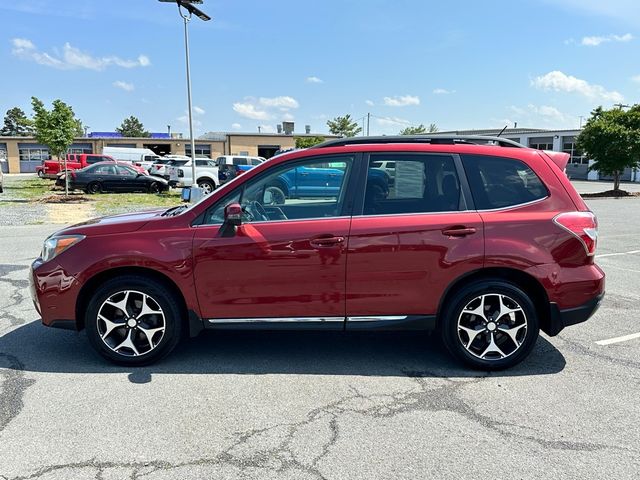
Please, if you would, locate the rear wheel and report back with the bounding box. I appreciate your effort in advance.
[148,182,161,194]
[85,275,183,366]
[86,181,102,194]
[197,178,215,195]
[440,279,539,370]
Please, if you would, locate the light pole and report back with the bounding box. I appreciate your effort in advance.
[159,0,211,202]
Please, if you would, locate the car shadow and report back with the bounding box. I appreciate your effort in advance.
[0,320,566,381]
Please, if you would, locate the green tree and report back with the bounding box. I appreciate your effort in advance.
[0,107,34,136]
[116,116,150,137]
[31,97,80,195]
[326,114,362,137]
[295,136,325,148]
[74,118,85,137]
[398,123,438,135]
[577,105,640,191]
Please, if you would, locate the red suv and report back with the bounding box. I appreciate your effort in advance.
[30,136,604,369]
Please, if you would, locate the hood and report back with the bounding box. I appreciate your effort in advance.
[57,209,167,236]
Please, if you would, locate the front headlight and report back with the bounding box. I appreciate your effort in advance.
[41,235,85,262]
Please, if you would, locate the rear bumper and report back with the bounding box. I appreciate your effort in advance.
[546,292,604,336]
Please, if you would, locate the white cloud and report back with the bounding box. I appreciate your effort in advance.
[375,116,411,127]
[11,38,151,71]
[231,123,242,130]
[365,99,374,106]
[177,115,202,127]
[433,88,455,95]
[632,75,640,83]
[258,125,276,133]
[233,102,271,120]
[282,112,295,121]
[507,104,573,128]
[580,33,633,46]
[306,76,323,84]
[194,106,206,115]
[531,70,623,102]
[383,95,420,107]
[113,80,134,92]
[258,96,299,109]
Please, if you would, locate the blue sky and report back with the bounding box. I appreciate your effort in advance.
[1,0,639,136]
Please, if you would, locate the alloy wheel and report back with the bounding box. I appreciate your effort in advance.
[96,290,166,357]
[198,181,213,194]
[457,293,528,360]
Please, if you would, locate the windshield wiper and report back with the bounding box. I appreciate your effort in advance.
[161,205,189,217]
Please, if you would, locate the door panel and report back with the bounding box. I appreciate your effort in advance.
[193,218,350,321]
[345,212,484,317]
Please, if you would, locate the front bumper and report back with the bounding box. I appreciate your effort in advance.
[547,292,604,336]
[30,259,80,330]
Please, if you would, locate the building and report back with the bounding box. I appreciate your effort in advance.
[440,127,640,182]
[0,128,337,174]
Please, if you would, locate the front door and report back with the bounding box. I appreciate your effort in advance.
[192,154,357,325]
[345,153,484,324]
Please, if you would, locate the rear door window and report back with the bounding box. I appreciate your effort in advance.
[362,154,462,215]
[461,155,548,209]
[233,157,248,165]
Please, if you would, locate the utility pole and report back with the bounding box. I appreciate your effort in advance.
[366,112,370,136]
[579,116,584,128]
[613,103,631,110]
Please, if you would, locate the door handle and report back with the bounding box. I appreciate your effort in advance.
[441,226,477,237]
[310,235,345,248]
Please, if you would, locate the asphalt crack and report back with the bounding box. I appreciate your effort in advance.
[0,353,35,433]
[3,368,634,479]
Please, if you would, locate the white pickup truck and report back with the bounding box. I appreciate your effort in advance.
[168,158,219,194]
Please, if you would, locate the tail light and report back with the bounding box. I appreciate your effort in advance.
[553,211,598,256]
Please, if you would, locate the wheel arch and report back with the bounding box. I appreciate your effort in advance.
[196,175,218,187]
[436,267,551,334]
[75,266,196,335]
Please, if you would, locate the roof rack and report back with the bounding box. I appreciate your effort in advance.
[312,135,525,149]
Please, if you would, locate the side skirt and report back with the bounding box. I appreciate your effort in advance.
[203,315,436,331]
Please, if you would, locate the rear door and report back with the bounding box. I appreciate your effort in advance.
[345,152,484,326]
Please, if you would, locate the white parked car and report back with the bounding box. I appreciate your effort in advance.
[168,158,219,194]
[149,157,190,179]
[216,155,265,185]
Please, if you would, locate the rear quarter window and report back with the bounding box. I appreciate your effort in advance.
[461,155,548,210]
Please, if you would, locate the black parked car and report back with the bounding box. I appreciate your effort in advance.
[57,162,169,194]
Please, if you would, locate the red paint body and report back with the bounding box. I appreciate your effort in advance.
[31,143,604,334]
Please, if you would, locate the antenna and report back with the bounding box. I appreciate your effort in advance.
[496,125,508,138]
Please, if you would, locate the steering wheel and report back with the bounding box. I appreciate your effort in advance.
[244,201,269,222]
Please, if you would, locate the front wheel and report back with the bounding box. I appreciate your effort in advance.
[197,179,215,195]
[148,182,161,194]
[37,170,45,178]
[85,275,183,366]
[440,279,539,370]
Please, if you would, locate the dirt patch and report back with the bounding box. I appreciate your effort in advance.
[33,193,93,204]
[581,190,640,198]
[46,203,96,224]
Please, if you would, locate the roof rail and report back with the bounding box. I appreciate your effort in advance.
[312,135,525,149]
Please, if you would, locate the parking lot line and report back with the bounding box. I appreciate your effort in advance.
[596,250,640,258]
[595,332,640,346]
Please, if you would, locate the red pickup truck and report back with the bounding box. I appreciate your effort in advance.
[43,154,145,178]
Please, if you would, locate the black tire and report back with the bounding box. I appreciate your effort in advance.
[84,275,183,366]
[148,182,161,194]
[440,279,539,370]
[87,181,102,194]
[197,178,215,195]
[37,170,45,178]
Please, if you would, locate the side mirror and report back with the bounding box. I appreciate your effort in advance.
[218,203,242,238]
[224,202,243,226]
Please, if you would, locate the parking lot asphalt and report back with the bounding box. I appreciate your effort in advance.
[0,198,639,479]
